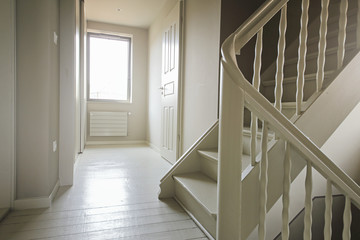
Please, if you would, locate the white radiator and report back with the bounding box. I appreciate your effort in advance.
[89,111,128,137]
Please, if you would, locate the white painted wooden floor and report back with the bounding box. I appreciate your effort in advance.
[0,145,208,240]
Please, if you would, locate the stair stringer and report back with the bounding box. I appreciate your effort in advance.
[241,51,360,239]
[159,121,219,198]
[293,51,360,147]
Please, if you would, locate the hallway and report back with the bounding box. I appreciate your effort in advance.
[0,145,208,239]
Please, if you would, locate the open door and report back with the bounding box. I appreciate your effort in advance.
[160,1,183,164]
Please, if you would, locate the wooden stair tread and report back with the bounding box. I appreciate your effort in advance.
[174,172,217,217]
[198,148,218,162]
[198,148,252,168]
[270,101,306,108]
[243,127,275,137]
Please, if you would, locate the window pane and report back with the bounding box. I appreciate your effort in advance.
[89,34,130,101]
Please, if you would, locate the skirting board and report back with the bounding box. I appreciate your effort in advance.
[146,141,160,153]
[13,179,60,210]
[174,196,215,240]
[0,208,10,222]
[86,140,146,146]
[74,153,81,172]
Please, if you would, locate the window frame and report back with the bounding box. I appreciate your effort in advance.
[87,31,133,103]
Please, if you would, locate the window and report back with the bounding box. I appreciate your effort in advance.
[88,32,132,102]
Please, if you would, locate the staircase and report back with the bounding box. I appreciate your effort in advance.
[172,128,272,238]
[159,0,360,239]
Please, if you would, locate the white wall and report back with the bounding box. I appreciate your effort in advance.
[86,21,148,144]
[321,102,360,185]
[146,0,221,155]
[16,0,60,198]
[59,0,77,186]
[181,0,221,153]
[0,0,15,208]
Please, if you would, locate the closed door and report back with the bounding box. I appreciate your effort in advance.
[160,1,183,164]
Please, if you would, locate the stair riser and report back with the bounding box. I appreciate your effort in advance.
[200,157,218,182]
[174,180,216,238]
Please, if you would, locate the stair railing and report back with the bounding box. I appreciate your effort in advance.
[218,0,360,239]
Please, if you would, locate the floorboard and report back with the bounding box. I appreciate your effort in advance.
[0,145,208,240]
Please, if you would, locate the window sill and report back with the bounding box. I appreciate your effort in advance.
[87,99,132,104]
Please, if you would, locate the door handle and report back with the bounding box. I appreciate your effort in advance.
[159,86,164,96]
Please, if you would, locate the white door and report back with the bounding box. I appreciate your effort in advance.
[161,1,183,164]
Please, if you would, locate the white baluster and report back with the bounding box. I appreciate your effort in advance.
[217,62,244,239]
[251,28,263,166]
[338,0,348,69]
[296,0,310,115]
[275,5,287,112]
[342,196,352,240]
[357,0,360,48]
[316,0,329,92]
[324,179,332,240]
[303,161,312,240]
[253,29,263,91]
[282,141,291,240]
[250,112,258,166]
[258,121,269,240]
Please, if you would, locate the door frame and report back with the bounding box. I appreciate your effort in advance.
[0,0,16,209]
[9,0,16,208]
[79,0,87,153]
[0,0,17,209]
[11,0,16,208]
[177,0,185,158]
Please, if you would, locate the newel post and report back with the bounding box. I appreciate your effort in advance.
[217,60,244,239]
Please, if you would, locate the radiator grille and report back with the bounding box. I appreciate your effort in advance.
[89,111,128,137]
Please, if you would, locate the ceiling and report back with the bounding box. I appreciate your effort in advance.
[85,0,169,29]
